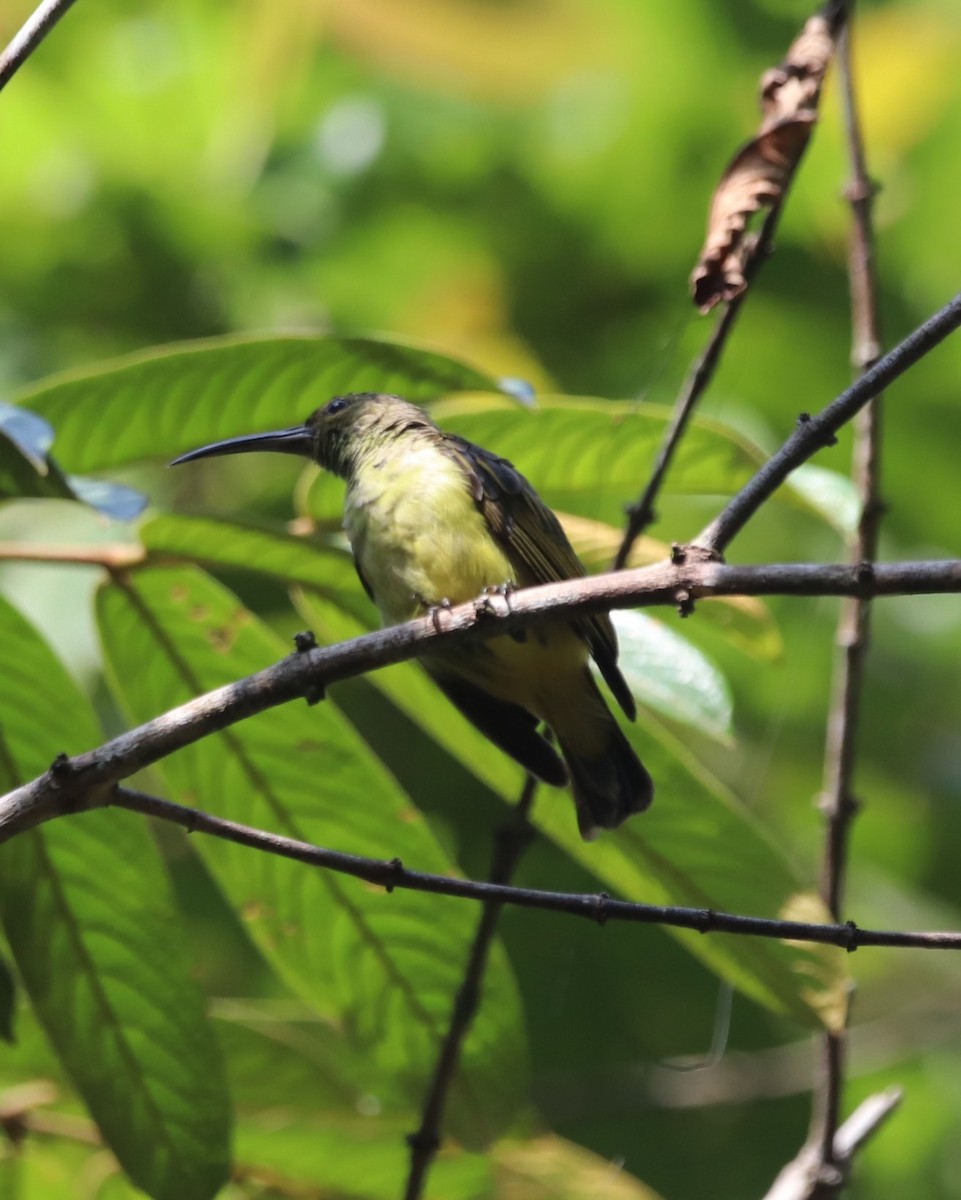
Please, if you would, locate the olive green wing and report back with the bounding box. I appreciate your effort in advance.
[442,433,636,720]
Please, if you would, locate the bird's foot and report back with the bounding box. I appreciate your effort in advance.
[427,598,453,634]
[475,582,525,641]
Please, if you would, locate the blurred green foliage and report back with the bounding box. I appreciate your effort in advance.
[1,0,961,1197]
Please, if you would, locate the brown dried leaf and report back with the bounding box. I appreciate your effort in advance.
[691,2,846,313]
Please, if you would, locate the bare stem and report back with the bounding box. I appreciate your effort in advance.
[0,543,144,568]
[810,16,886,1182]
[0,0,80,93]
[3,557,961,845]
[90,787,961,951]
[694,285,961,556]
[615,228,760,567]
[403,777,536,1200]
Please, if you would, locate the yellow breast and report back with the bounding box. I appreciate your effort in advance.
[344,442,514,626]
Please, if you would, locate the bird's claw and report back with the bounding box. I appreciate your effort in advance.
[475,582,526,640]
[428,598,453,634]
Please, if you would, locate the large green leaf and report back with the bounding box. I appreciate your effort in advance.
[295,591,847,1032]
[218,1004,661,1200]
[140,511,375,625]
[428,395,856,535]
[96,564,528,1143]
[15,334,504,473]
[611,610,733,740]
[0,594,230,1200]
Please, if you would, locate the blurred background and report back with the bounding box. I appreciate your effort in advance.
[2,0,961,1196]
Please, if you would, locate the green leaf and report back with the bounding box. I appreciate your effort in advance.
[493,1134,664,1199]
[96,564,529,1143]
[295,592,848,1031]
[427,395,856,534]
[233,1114,494,1200]
[0,594,231,1200]
[140,512,375,624]
[213,998,398,1115]
[611,610,733,740]
[16,334,504,473]
[0,403,146,518]
[788,464,861,538]
[0,950,15,1043]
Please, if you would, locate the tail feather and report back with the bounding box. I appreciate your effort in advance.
[554,674,653,840]
[562,725,653,840]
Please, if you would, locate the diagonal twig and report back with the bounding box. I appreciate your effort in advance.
[616,2,851,567]
[80,785,961,952]
[0,0,80,93]
[693,285,961,556]
[3,558,961,844]
[403,777,537,1200]
[764,1087,902,1200]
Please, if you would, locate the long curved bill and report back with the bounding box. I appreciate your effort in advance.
[170,426,314,466]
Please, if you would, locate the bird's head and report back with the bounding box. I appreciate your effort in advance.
[170,392,435,479]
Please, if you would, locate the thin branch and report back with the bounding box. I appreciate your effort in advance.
[0,542,144,568]
[763,1087,902,1200]
[0,0,80,93]
[820,8,885,929]
[404,778,536,1200]
[617,3,853,566]
[2,558,961,843]
[694,286,961,556]
[30,785,957,951]
[810,14,887,1183]
[615,213,772,568]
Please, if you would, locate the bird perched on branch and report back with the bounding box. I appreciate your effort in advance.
[172,392,653,838]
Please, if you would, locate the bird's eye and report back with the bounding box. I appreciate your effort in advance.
[326,397,348,415]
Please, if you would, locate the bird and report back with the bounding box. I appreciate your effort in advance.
[172,392,653,839]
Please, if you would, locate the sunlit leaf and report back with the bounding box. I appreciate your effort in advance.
[611,610,733,740]
[412,395,858,533]
[493,1134,663,1199]
[16,334,506,473]
[97,564,528,1143]
[0,594,231,1200]
[788,464,861,538]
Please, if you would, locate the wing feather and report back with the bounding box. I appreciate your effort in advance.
[441,433,636,720]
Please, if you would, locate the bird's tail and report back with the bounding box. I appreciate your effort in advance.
[552,672,654,840]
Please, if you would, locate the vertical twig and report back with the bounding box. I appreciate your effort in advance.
[810,12,884,1185]
[616,0,850,569]
[0,0,80,93]
[403,775,537,1200]
[615,200,791,571]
